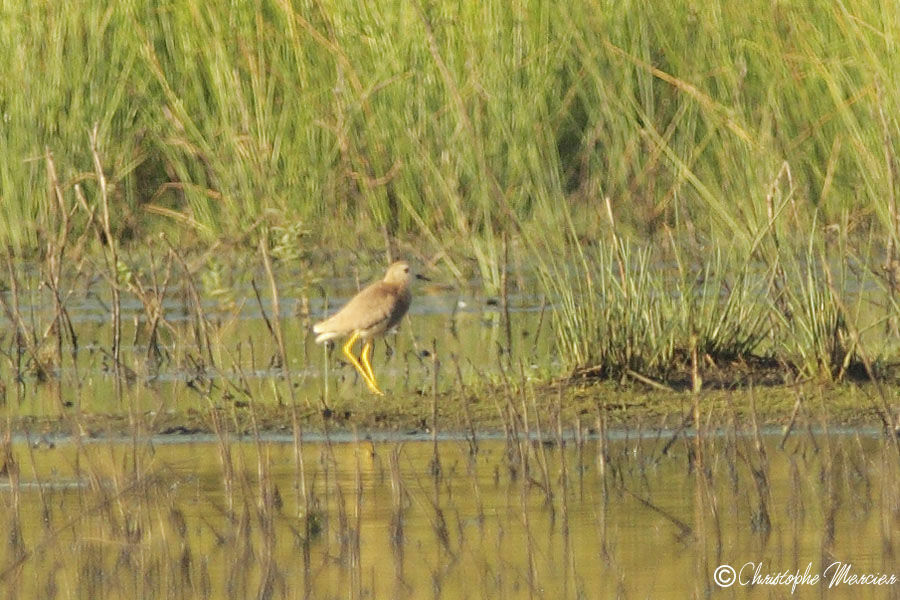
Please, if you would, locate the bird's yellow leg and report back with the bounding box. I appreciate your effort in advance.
[360,340,384,395]
[359,340,376,382]
[341,332,379,392]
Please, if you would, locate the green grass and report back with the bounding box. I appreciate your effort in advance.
[2,0,900,378]
[534,194,900,383]
[533,224,775,381]
[3,1,898,245]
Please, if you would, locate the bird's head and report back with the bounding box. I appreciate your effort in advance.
[383,260,429,287]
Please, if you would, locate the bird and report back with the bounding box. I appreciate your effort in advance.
[313,261,425,395]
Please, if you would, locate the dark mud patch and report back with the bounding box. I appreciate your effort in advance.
[568,351,884,391]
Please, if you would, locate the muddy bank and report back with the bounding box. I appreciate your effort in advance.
[7,381,897,439]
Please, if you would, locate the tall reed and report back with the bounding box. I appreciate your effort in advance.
[3,1,898,288]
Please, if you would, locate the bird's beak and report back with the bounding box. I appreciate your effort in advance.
[415,273,431,282]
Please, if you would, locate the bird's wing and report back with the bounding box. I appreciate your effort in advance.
[314,282,397,335]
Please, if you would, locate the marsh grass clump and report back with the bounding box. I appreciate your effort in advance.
[536,206,892,388]
[536,232,774,387]
[767,235,856,381]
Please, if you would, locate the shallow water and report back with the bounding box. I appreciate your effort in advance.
[1,431,897,599]
[1,265,556,416]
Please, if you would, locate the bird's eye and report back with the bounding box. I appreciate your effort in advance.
[404,267,410,273]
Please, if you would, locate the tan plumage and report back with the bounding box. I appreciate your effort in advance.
[313,261,417,395]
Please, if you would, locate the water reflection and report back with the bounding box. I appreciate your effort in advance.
[1,431,896,598]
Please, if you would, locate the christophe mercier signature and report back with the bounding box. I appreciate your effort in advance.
[713,561,898,592]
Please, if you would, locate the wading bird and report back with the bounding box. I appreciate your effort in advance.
[313,261,425,395]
